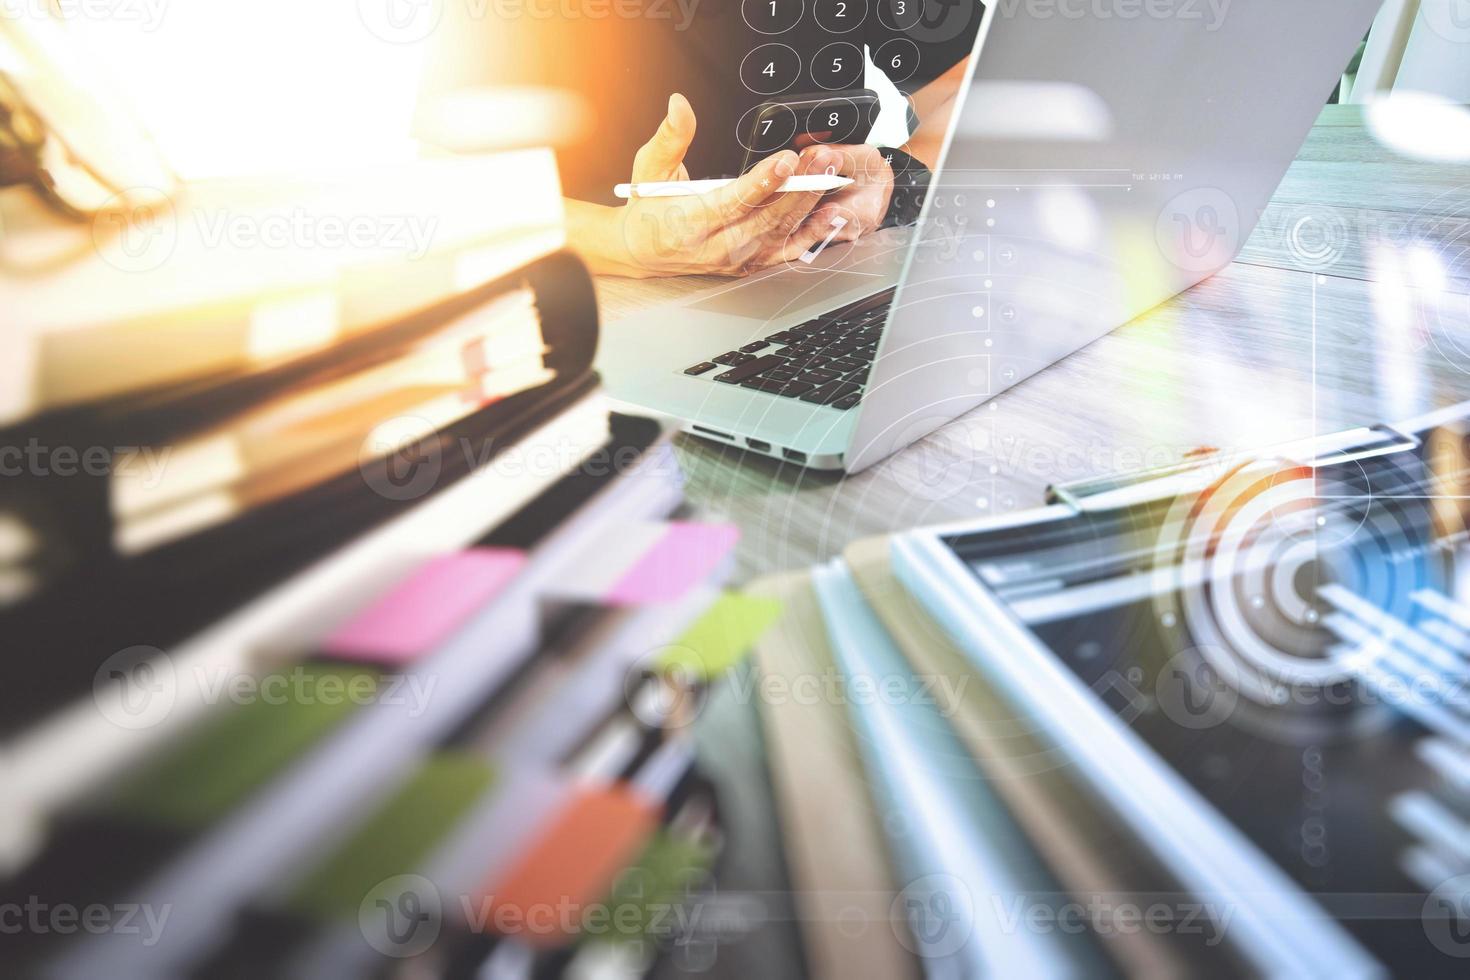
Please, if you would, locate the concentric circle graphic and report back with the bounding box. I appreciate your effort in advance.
[1286,212,1347,271]
[1148,446,1453,723]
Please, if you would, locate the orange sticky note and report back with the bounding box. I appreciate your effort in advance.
[479,785,661,947]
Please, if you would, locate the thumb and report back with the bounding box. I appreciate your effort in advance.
[631,93,696,183]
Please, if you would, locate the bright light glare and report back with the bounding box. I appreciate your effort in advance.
[1371,245,1414,337]
[65,2,427,180]
[1367,93,1470,163]
[1408,244,1449,294]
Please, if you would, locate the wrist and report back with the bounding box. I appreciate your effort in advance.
[564,200,650,278]
[875,147,932,229]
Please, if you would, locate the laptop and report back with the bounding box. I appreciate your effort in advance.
[599,0,1382,472]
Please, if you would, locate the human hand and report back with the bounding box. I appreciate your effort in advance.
[792,141,896,246]
[570,94,850,278]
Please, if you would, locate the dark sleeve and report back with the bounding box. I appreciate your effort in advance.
[865,0,985,94]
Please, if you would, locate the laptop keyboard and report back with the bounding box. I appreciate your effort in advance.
[683,294,892,410]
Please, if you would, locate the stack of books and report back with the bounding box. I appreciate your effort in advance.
[0,152,594,733]
[4,152,788,979]
[750,407,1470,978]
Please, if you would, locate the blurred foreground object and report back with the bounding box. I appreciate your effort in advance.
[1,153,564,426]
[0,9,175,218]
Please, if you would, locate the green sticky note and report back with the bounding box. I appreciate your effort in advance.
[105,664,378,830]
[657,593,783,680]
[286,752,495,920]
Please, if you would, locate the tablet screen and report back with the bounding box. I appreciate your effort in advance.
[942,416,1470,972]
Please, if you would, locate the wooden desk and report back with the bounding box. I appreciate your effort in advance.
[597,105,1470,583]
[601,107,1470,979]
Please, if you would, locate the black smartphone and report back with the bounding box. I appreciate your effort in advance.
[739,89,882,172]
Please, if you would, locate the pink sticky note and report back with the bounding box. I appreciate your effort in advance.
[605,522,739,605]
[323,548,526,664]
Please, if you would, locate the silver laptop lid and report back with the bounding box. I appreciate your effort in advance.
[847,0,1382,472]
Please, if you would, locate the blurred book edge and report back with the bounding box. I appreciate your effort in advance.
[0,150,564,426]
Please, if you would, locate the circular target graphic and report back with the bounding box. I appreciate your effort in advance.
[1148,448,1453,714]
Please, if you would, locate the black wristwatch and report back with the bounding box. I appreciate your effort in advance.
[876,147,932,229]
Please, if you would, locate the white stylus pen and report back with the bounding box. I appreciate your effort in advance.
[613,174,852,199]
